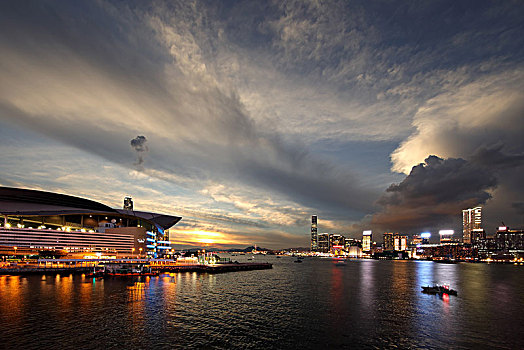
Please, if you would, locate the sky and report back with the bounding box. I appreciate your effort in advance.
[1,0,524,249]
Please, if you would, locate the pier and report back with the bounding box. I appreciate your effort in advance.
[0,259,272,275]
[154,262,273,273]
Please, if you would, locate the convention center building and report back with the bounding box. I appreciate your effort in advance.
[0,187,181,258]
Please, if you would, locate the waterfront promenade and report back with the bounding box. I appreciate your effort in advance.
[0,259,272,275]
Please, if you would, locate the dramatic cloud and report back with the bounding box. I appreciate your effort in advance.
[372,151,524,233]
[391,69,524,174]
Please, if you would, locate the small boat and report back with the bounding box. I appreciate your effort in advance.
[335,259,347,266]
[276,256,281,259]
[421,285,458,296]
[86,270,105,278]
[294,259,303,263]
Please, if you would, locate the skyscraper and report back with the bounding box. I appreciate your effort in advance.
[362,230,372,252]
[463,207,482,244]
[311,215,318,251]
[317,233,330,253]
[383,232,394,251]
[394,235,408,251]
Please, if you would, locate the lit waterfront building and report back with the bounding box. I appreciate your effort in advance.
[317,233,330,253]
[471,229,486,244]
[411,234,422,246]
[463,207,482,244]
[383,232,394,251]
[394,235,408,251]
[495,226,524,253]
[311,215,318,252]
[330,234,345,255]
[0,187,181,258]
[439,230,454,243]
[362,230,372,252]
[420,232,431,244]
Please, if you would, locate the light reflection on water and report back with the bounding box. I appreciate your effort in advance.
[0,258,523,349]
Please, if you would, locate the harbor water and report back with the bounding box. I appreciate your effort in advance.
[0,256,523,349]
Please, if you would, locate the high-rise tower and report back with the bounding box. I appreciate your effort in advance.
[383,232,394,251]
[462,207,482,244]
[311,215,318,251]
[362,230,372,252]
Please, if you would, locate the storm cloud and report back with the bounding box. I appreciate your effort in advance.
[372,150,524,234]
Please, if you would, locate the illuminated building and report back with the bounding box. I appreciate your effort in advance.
[420,232,431,244]
[471,228,486,243]
[462,207,482,244]
[411,235,422,246]
[311,215,318,252]
[317,233,330,253]
[347,245,362,258]
[362,230,372,252]
[330,234,345,255]
[417,242,470,260]
[495,226,524,253]
[0,187,181,258]
[439,230,454,243]
[394,235,408,251]
[383,232,394,251]
[344,238,359,249]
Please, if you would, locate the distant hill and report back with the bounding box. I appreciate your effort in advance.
[227,245,272,252]
[281,247,310,252]
[174,245,273,253]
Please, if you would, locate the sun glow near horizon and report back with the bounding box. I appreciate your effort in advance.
[168,228,250,247]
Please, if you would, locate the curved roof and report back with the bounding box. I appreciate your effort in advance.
[0,187,181,230]
[0,186,114,212]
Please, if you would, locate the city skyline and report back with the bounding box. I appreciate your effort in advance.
[1,1,524,249]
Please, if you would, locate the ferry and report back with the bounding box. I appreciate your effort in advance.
[421,284,458,296]
[87,261,158,277]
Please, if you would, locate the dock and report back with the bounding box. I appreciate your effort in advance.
[154,262,273,273]
[0,262,272,276]
[0,267,92,275]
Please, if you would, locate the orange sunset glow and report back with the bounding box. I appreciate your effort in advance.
[168,229,251,247]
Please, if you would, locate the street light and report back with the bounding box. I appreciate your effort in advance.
[139,247,143,258]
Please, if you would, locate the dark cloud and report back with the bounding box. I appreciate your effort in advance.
[373,146,524,234]
[372,155,497,233]
[130,135,148,166]
[130,135,148,152]
[471,145,524,169]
